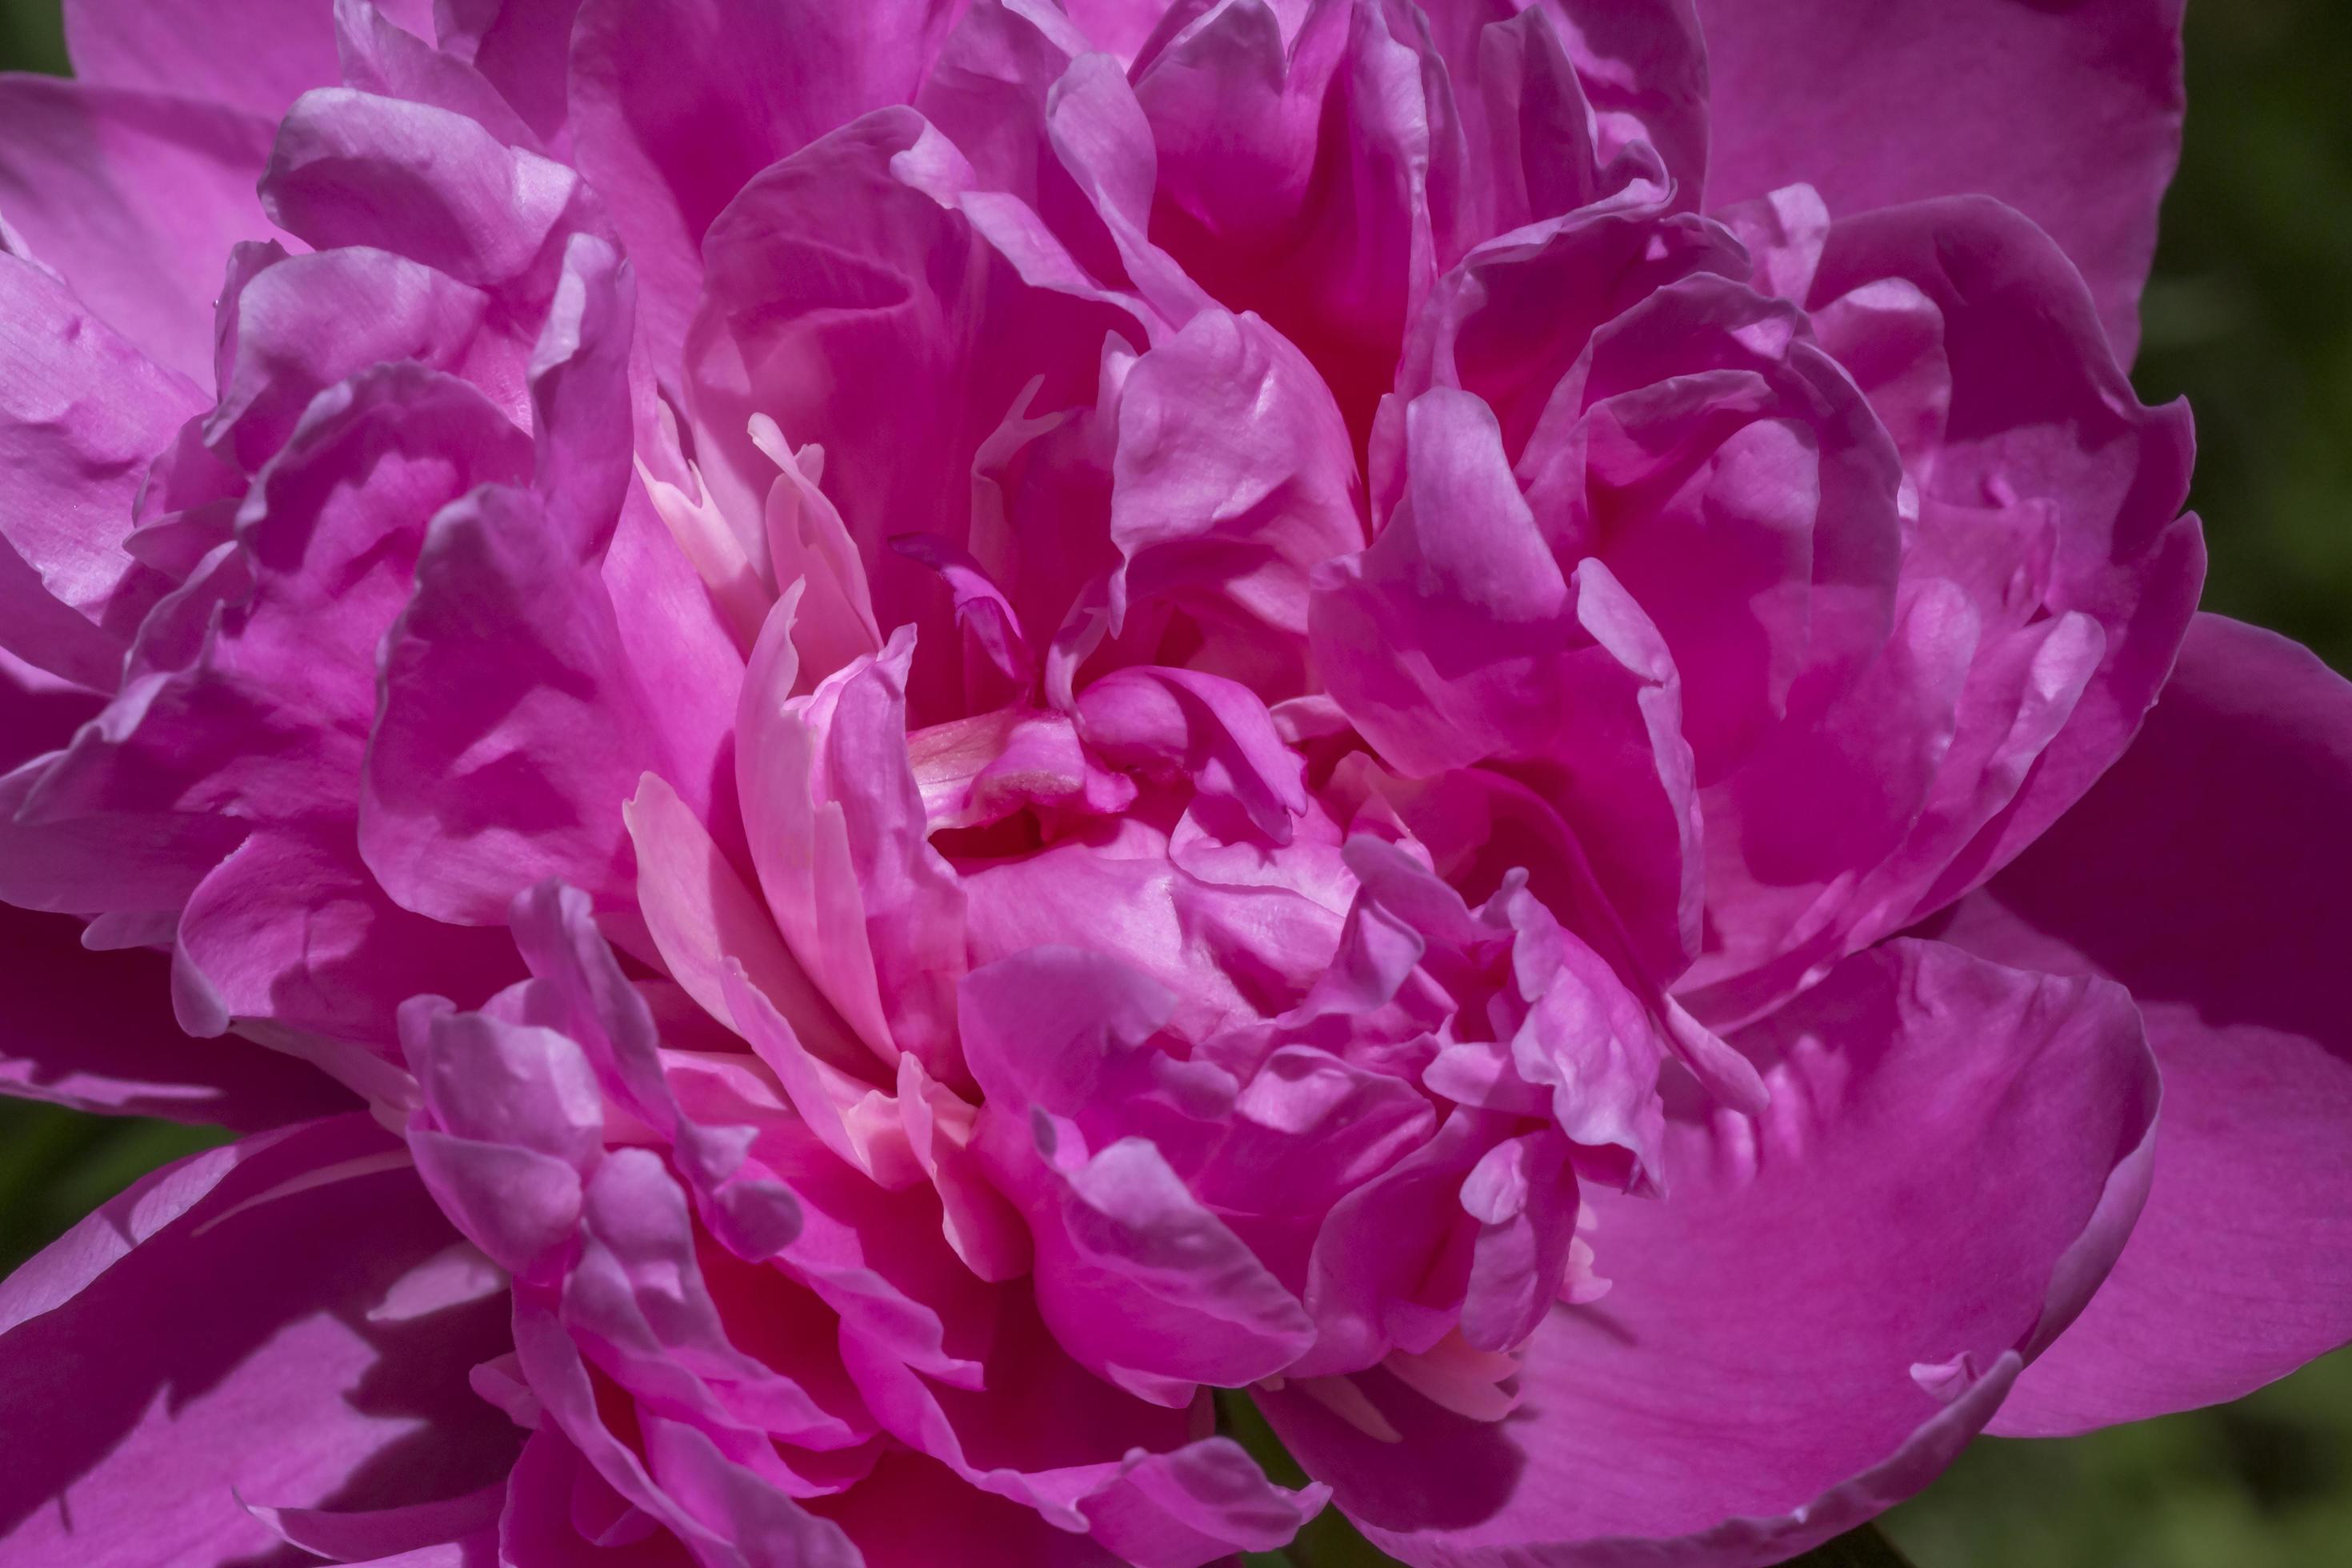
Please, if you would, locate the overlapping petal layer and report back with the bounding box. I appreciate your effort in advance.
[0,4,2345,1568]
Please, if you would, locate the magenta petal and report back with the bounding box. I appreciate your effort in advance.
[624,770,872,1078]
[174,827,521,1049]
[0,1114,519,1565]
[62,0,385,119]
[686,106,1143,721]
[1269,939,2158,1563]
[1820,199,2202,922]
[1107,306,1363,692]
[433,0,588,149]
[813,1448,1123,1566]
[205,246,493,473]
[0,77,282,383]
[333,0,548,154]
[570,0,969,364]
[262,89,585,292]
[0,899,355,1128]
[1696,0,2183,360]
[250,1481,506,1563]
[0,254,200,688]
[1933,615,2352,1433]
[365,483,672,922]
[1314,388,1701,978]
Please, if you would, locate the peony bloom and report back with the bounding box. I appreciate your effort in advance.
[2,1,2346,1564]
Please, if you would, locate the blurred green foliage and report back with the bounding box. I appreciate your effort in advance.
[0,1099,227,1273]
[0,0,66,77]
[2134,0,2352,675]
[1,2,2346,1566]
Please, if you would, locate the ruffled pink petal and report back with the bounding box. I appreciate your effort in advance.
[1268,938,2159,1563]
[173,823,522,1050]
[1821,198,2202,910]
[510,1298,864,1568]
[434,0,589,150]
[0,665,362,1141]
[570,0,972,364]
[624,772,868,1081]
[1679,194,2203,1024]
[23,364,532,1044]
[1108,306,1363,694]
[962,947,1319,1400]
[333,0,548,154]
[837,1282,1322,1564]
[0,1114,519,1565]
[366,484,651,920]
[1314,386,1701,979]
[262,88,589,295]
[734,623,968,1076]
[687,106,1145,721]
[810,1448,1119,1566]
[0,255,199,688]
[1075,665,1308,843]
[1694,0,2184,360]
[1931,615,2352,1433]
[1136,0,1428,439]
[203,246,494,473]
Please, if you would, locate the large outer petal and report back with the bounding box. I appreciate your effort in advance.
[0,77,282,385]
[1692,0,2184,362]
[0,1114,518,1566]
[62,0,433,119]
[1930,614,2352,1433]
[0,899,357,1130]
[1267,939,2159,1566]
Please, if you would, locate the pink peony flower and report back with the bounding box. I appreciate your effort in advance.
[1,2,2346,1565]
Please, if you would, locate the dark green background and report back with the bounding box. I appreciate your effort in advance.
[2,2,2346,1563]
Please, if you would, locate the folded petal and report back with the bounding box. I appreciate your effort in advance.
[1267,938,2159,1563]
[1931,615,2352,1433]
[1694,0,2184,360]
[1109,306,1364,694]
[687,106,1144,720]
[0,254,199,688]
[0,898,357,1128]
[262,89,586,294]
[570,0,971,363]
[735,623,968,1075]
[1314,387,1700,978]
[364,482,701,922]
